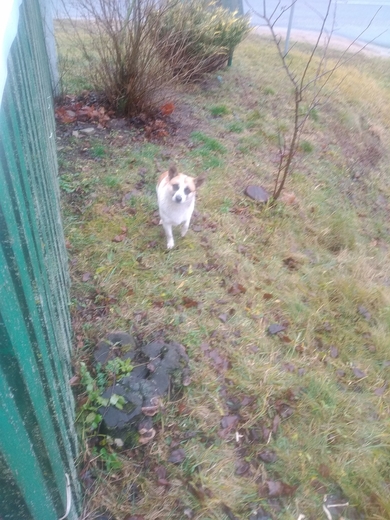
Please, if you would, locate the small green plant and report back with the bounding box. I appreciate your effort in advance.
[227,121,244,133]
[190,131,226,169]
[59,173,91,194]
[263,86,275,95]
[92,446,123,472]
[190,131,227,154]
[309,108,319,121]
[220,197,233,213]
[104,175,121,188]
[105,357,134,380]
[78,362,128,432]
[210,105,229,117]
[91,143,107,158]
[300,140,314,153]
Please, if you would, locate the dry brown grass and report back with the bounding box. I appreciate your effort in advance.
[58,32,390,520]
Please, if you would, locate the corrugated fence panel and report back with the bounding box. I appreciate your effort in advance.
[0,0,80,519]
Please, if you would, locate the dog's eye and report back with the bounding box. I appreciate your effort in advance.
[172,184,179,191]
[184,187,191,195]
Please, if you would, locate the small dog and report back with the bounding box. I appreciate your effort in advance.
[157,165,204,249]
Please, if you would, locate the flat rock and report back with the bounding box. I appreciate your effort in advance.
[94,331,137,364]
[80,127,95,135]
[98,339,189,445]
[245,185,270,202]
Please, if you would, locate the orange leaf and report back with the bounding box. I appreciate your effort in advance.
[160,102,175,116]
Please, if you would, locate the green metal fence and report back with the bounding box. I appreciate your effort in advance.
[0,0,80,518]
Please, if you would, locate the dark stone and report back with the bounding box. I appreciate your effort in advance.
[94,340,112,364]
[244,185,270,202]
[94,331,137,365]
[142,341,165,358]
[97,339,189,445]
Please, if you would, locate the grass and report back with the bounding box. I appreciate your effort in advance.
[56,29,390,520]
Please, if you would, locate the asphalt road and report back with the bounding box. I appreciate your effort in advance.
[246,0,390,49]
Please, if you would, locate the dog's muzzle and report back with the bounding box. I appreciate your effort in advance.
[174,195,182,203]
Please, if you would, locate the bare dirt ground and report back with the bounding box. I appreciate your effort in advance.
[254,25,390,58]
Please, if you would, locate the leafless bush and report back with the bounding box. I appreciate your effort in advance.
[58,0,179,117]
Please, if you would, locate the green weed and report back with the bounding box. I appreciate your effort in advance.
[209,104,229,117]
[92,446,123,472]
[227,121,244,133]
[300,140,313,153]
[91,143,107,158]
[77,362,128,433]
[190,131,227,154]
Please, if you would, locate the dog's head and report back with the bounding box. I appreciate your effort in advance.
[166,165,204,204]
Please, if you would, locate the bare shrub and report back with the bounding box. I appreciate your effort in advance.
[155,0,251,83]
[58,0,178,117]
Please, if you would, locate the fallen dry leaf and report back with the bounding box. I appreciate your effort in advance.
[352,367,367,379]
[69,375,80,386]
[209,349,230,372]
[220,503,239,520]
[280,191,297,205]
[234,459,250,476]
[221,415,239,429]
[258,450,277,463]
[138,427,156,445]
[258,480,296,498]
[168,448,186,464]
[141,405,159,416]
[182,296,199,308]
[160,102,175,116]
[268,323,286,335]
[374,384,387,396]
[272,414,281,434]
[113,234,126,242]
[358,305,371,321]
[283,256,300,270]
[228,283,247,295]
[219,415,240,439]
[318,463,331,478]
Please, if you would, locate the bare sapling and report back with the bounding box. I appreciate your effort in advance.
[248,0,382,202]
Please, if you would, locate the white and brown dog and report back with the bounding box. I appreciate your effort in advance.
[157,165,204,249]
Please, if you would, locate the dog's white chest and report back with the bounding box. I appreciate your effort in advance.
[158,191,195,226]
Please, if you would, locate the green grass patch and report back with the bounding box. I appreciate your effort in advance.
[209,104,229,117]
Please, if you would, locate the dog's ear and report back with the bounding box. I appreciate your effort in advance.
[168,165,177,179]
[195,174,206,188]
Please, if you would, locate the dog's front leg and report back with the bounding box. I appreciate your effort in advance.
[162,222,174,249]
[181,220,190,238]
